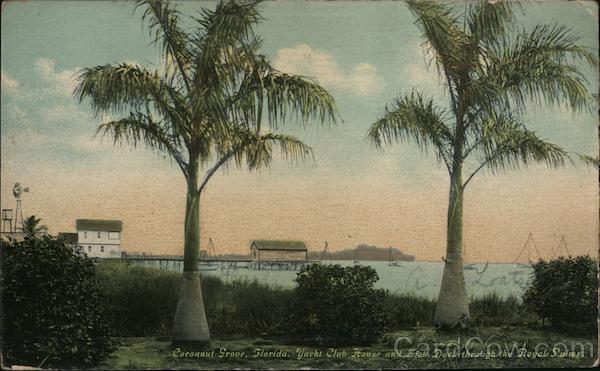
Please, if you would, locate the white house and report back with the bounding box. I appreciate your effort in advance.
[76,219,123,258]
[250,240,307,262]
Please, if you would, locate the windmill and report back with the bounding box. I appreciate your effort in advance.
[12,182,29,232]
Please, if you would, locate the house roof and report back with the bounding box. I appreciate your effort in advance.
[76,219,123,232]
[58,232,78,245]
[251,240,307,251]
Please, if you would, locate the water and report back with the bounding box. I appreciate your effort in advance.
[130,260,533,300]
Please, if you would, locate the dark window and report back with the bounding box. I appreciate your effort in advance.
[101,246,104,252]
[97,232,101,239]
[88,246,91,252]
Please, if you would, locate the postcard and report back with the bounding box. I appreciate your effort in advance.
[1,0,598,369]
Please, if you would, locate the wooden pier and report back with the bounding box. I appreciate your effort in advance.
[121,254,319,271]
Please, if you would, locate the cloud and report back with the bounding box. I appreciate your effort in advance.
[40,104,88,125]
[34,58,78,97]
[1,59,103,157]
[273,44,385,97]
[1,71,19,93]
[403,62,434,87]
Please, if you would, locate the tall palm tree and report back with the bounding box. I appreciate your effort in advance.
[367,0,595,327]
[22,215,47,236]
[75,0,336,344]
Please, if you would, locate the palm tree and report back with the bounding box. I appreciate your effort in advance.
[367,0,595,327]
[75,0,336,344]
[22,215,48,236]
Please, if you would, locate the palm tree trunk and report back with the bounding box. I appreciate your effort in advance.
[434,166,470,327]
[172,158,210,344]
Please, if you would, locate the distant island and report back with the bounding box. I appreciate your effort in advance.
[202,243,415,262]
[309,244,416,262]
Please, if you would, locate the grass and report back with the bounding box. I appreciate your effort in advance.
[96,260,540,338]
[96,260,292,337]
[96,327,597,369]
[94,261,597,369]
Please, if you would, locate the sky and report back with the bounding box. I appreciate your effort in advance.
[1,0,598,262]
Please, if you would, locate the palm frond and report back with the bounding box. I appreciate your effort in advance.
[262,71,338,128]
[463,111,568,186]
[406,0,468,83]
[74,63,191,145]
[198,126,312,194]
[96,113,188,174]
[244,132,314,170]
[23,215,47,235]
[74,64,183,117]
[486,23,597,113]
[577,153,599,168]
[136,0,193,88]
[467,0,521,48]
[191,0,262,87]
[367,90,453,168]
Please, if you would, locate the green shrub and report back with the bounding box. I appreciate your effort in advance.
[288,264,388,345]
[1,236,116,367]
[523,255,598,334]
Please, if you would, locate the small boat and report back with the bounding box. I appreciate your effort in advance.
[463,263,477,270]
[554,235,571,257]
[463,243,477,270]
[198,264,219,271]
[513,233,539,268]
[353,245,360,265]
[198,237,221,271]
[388,246,401,267]
[321,241,332,261]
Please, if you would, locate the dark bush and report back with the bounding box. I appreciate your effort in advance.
[288,264,388,345]
[1,236,116,367]
[523,255,598,334]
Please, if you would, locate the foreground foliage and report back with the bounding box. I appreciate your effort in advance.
[2,236,116,367]
[288,264,388,345]
[98,327,597,370]
[95,260,593,339]
[523,255,598,334]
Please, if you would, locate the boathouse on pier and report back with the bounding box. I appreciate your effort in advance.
[250,240,307,262]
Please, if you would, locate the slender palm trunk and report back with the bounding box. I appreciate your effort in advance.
[434,164,470,327]
[172,157,210,344]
